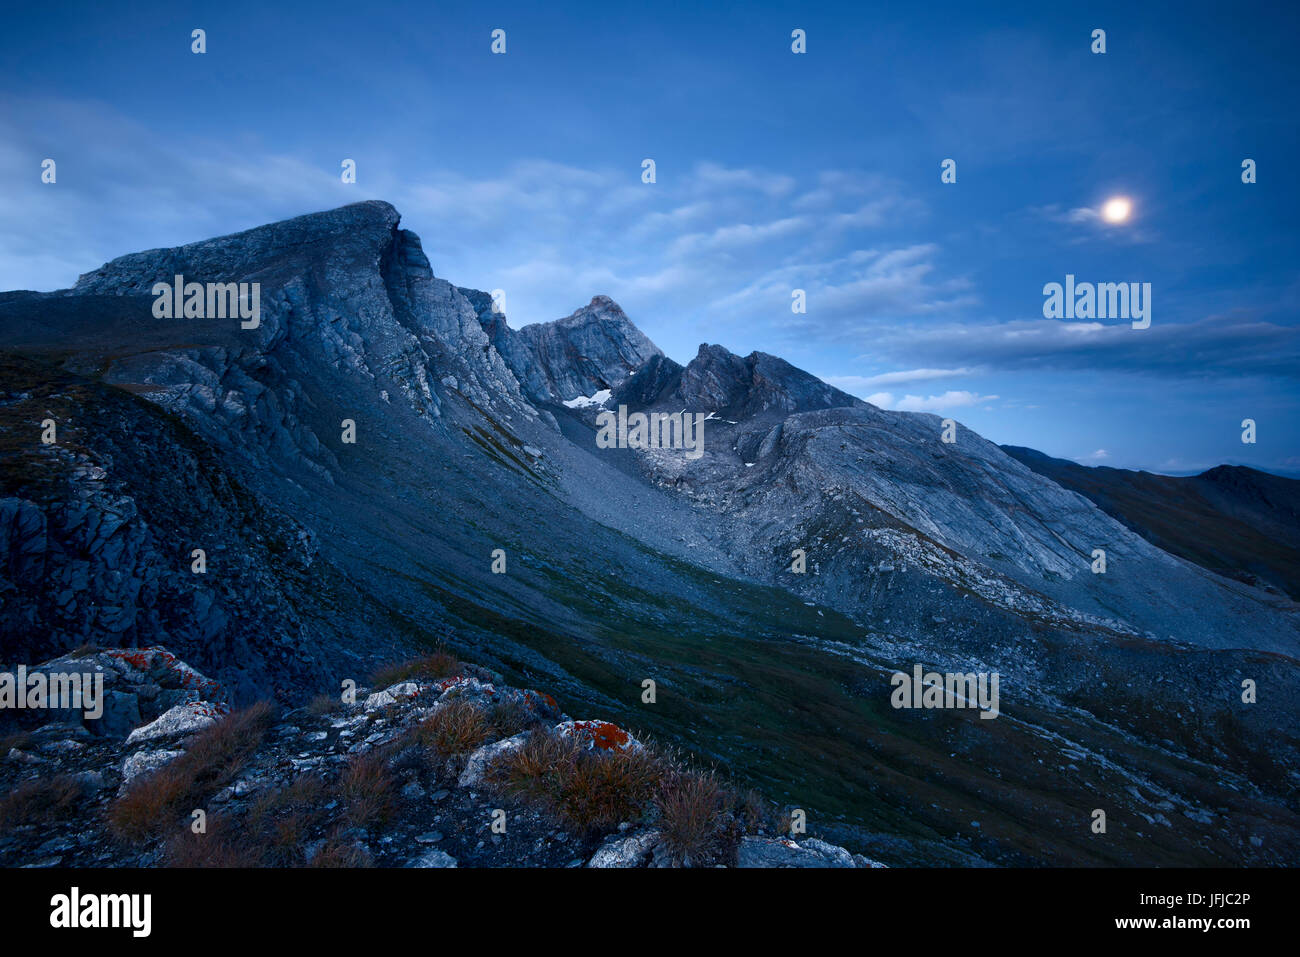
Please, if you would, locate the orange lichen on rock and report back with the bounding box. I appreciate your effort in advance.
[566,720,631,751]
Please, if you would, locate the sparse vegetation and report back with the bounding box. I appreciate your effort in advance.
[162,813,265,867]
[486,696,541,737]
[5,641,827,868]
[484,727,753,863]
[338,752,396,828]
[308,830,374,868]
[108,701,274,841]
[487,730,665,838]
[0,773,89,831]
[369,650,461,689]
[654,769,741,867]
[410,699,493,757]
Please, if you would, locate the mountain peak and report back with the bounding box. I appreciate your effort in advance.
[493,297,663,403]
[675,343,860,417]
[556,294,632,327]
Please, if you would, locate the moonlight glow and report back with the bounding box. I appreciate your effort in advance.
[1102,197,1133,223]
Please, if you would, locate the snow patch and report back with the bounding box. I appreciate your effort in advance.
[563,389,612,409]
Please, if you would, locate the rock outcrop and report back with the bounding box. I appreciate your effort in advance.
[0,648,871,869]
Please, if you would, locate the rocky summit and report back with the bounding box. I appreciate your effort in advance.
[1,201,1298,867]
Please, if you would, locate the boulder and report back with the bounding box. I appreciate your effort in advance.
[125,701,225,745]
[588,829,661,868]
[458,732,530,788]
[735,836,858,868]
[406,847,457,868]
[121,748,184,784]
[554,719,639,752]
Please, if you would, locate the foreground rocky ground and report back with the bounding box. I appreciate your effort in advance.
[0,646,882,868]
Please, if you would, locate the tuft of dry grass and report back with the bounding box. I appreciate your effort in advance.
[338,752,396,828]
[654,769,741,867]
[487,697,540,737]
[485,729,574,803]
[736,787,776,834]
[487,730,665,837]
[244,774,331,864]
[0,774,88,831]
[309,830,374,867]
[369,650,461,689]
[162,814,266,867]
[164,774,337,868]
[412,699,493,757]
[108,701,274,842]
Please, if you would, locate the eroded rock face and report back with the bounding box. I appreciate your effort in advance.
[61,201,540,471]
[589,335,1300,659]
[672,344,860,419]
[0,204,545,702]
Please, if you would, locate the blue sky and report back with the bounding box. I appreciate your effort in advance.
[2,0,1297,473]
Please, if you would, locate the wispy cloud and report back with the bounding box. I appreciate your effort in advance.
[865,390,998,412]
[865,312,1300,381]
[824,367,978,390]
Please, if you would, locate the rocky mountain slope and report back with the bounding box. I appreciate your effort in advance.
[2,200,1297,866]
[1003,446,1300,600]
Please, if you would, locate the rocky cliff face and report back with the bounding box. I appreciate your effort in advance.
[484,295,663,404]
[2,201,1297,867]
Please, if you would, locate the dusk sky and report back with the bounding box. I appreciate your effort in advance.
[2,0,1296,473]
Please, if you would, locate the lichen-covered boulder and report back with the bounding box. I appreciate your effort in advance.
[555,719,639,752]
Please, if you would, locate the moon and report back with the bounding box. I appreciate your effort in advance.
[1101,196,1133,224]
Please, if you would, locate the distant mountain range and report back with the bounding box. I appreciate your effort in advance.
[2,201,1296,865]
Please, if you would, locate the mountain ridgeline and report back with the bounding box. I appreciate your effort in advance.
[2,201,1297,866]
[1002,445,1300,601]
